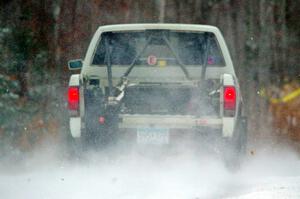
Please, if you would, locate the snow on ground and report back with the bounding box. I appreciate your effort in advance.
[1,141,300,199]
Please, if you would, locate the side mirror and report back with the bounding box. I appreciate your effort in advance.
[68,59,83,70]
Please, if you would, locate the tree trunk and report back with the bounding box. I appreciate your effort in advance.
[158,0,166,23]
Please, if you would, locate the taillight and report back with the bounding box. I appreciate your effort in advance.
[68,86,79,110]
[224,86,236,110]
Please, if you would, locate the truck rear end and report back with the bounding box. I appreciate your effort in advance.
[67,24,246,167]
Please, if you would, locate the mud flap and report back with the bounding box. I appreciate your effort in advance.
[70,117,81,138]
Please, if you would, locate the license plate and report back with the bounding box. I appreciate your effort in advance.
[137,128,169,144]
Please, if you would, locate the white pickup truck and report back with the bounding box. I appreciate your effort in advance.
[67,24,247,166]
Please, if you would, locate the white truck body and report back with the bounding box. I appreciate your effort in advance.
[67,24,243,145]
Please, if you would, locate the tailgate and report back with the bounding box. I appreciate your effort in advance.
[118,114,222,129]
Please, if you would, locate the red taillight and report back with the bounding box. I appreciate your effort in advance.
[224,86,236,110]
[68,86,79,110]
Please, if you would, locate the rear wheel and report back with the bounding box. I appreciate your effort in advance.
[222,117,247,171]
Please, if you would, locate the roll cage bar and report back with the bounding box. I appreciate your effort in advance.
[103,30,210,99]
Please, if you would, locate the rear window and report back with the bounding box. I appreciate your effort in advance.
[92,31,225,66]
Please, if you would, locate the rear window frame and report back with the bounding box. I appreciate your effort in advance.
[90,30,226,67]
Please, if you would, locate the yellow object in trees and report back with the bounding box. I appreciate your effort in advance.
[270,88,300,104]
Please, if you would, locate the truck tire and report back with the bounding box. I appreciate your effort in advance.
[222,117,247,171]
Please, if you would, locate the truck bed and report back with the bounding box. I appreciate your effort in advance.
[121,83,219,116]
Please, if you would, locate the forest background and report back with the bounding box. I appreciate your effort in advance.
[0,0,299,151]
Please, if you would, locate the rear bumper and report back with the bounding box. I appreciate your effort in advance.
[118,114,235,137]
[118,114,222,129]
[68,114,234,138]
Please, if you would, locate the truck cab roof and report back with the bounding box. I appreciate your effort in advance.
[97,23,220,33]
[81,24,236,83]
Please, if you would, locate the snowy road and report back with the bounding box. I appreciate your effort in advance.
[1,144,300,199]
